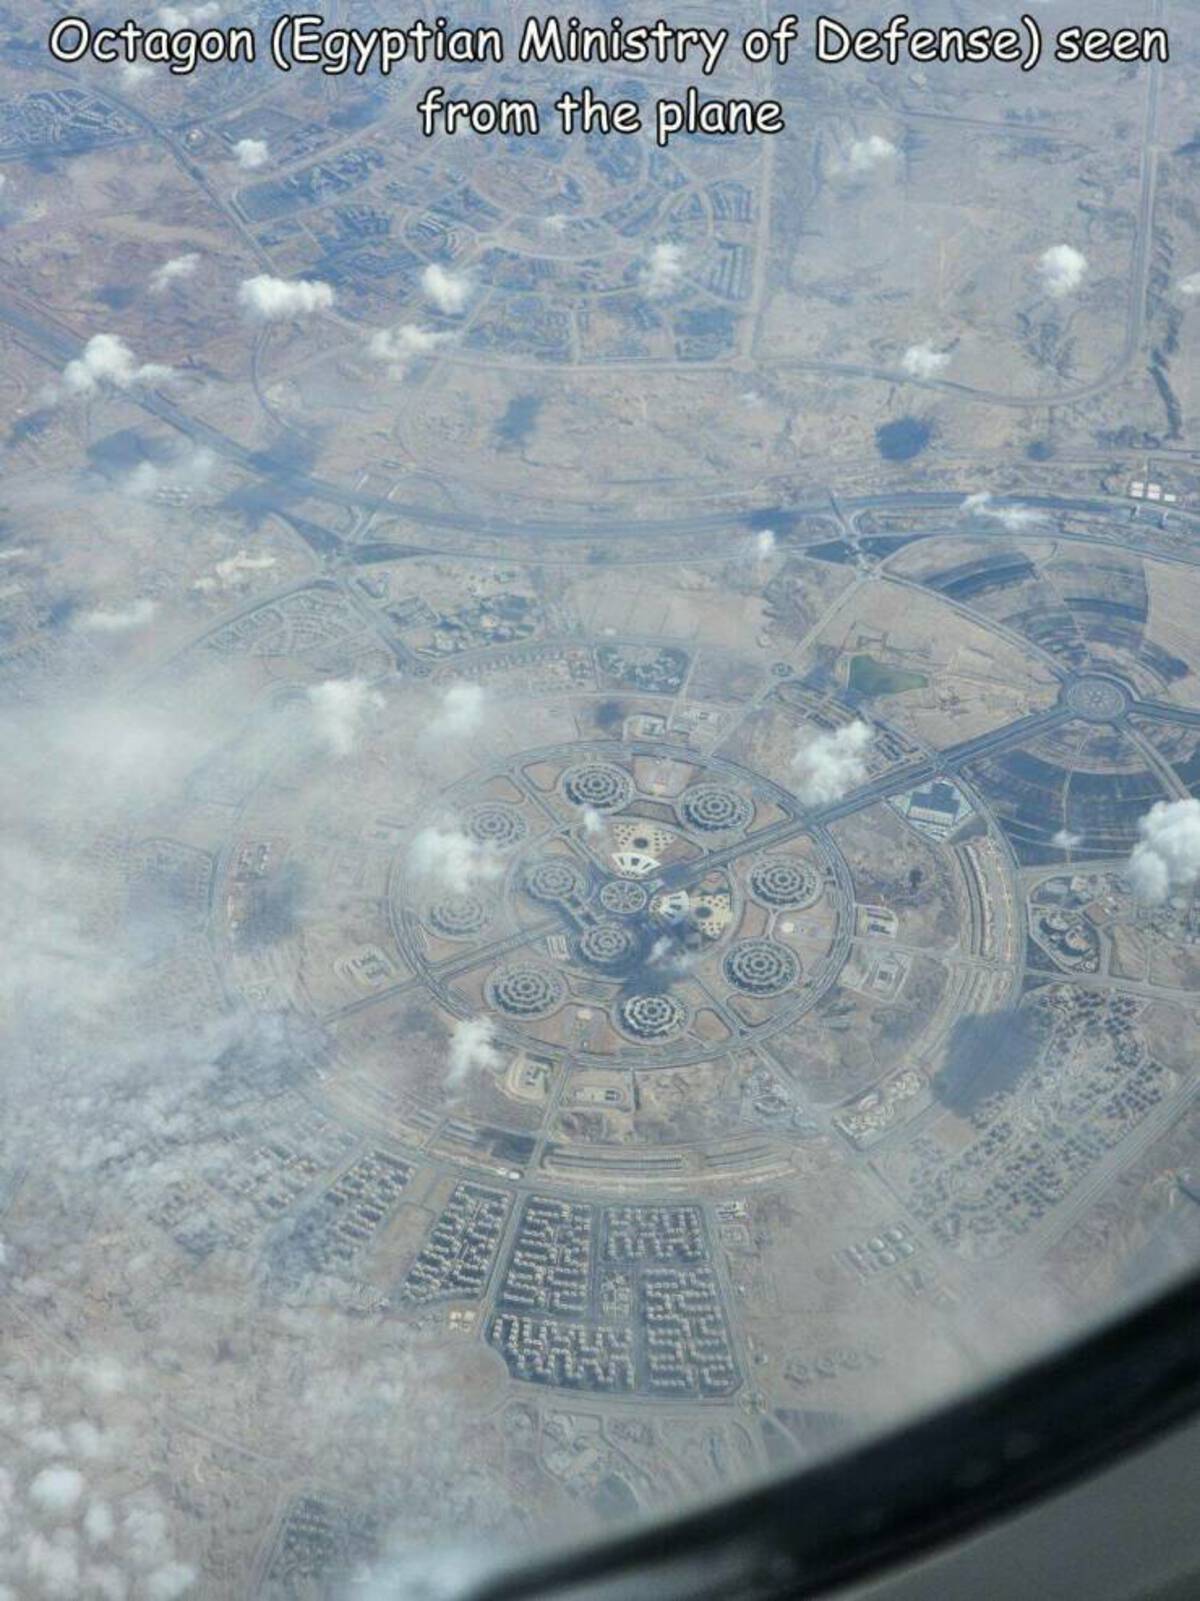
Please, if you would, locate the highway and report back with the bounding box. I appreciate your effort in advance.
[3,273,1200,550]
[657,703,1073,893]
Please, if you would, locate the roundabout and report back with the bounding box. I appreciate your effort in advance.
[1062,673,1132,724]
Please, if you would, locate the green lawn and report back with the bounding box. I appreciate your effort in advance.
[848,655,929,696]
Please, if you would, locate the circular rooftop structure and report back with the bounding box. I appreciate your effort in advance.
[1063,674,1131,723]
[395,739,848,1068]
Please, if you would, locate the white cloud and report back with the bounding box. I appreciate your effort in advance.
[84,1501,115,1544]
[306,678,384,757]
[1179,272,1200,297]
[60,335,172,397]
[122,1505,172,1569]
[29,1466,86,1515]
[1127,798,1200,904]
[24,1530,79,1597]
[232,137,269,171]
[123,444,215,500]
[121,62,153,88]
[902,344,950,379]
[351,1548,503,1601]
[149,253,199,294]
[738,528,779,566]
[961,491,1047,530]
[0,842,130,1027]
[846,134,897,173]
[1039,243,1088,297]
[24,1426,68,1454]
[157,0,219,25]
[580,806,605,837]
[420,263,470,316]
[406,828,504,895]
[65,1421,104,1459]
[1052,828,1082,850]
[87,1567,127,1601]
[236,274,334,321]
[75,599,158,634]
[77,1359,126,1399]
[427,682,485,740]
[0,1458,196,1601]
[447,1016,502,1090]
[643,241,684,297]
[367,322,448,377]
[541,213,569,234]
[191,553,276,598]
[792,720,872,806]
[144,1562,197,1599]
[0,173,8,195]
[192,550,276,594]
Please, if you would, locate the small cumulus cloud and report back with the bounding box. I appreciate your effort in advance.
[1052,828,1082,850]
[74,599,158,634]
[737,527,778,567]
[307,678,384,757]
[84,1501,115,1544]
[367,322,448,377]
[232,137,269,170]
[124,444,215,500]
[420,263,470,316]
[149,253,199,293]
[144,1561,198,1599]
[643,241,684,297]
[58,334,172,398]
[122,1505,178,1570]
[427,682,486,740]
[645,932,695,975]
[237,274,334,321]
[77,1359,126,1400]
[24,1531,80,1598]
[846,134,897,173]
[192,550,275,594]
[349,1544,500,1601]
[792,720,872,806]
[406,828,504,895]
[29,1466,86,1515]
[1127,798,1200,904]
[1179,272,1200,297]
[961,491,1046,530]
[580,806,605,838]
[1039,243,1088,297]
[447,1015,502,1091]
[902,344,951,379]
[121,62,153,88]
[63,1423,105,1461]
[157,0,219,24]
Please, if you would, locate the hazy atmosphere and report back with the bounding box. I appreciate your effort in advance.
[2,0,1200,1595]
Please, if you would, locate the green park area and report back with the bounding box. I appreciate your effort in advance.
[848,654,929,696]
